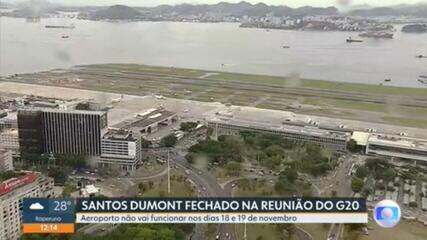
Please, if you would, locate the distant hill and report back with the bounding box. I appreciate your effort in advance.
[349,4,427,17]
[91,5,142,20]
[402,23,427,33]
[2,0,57,17]
[143,1,338,17]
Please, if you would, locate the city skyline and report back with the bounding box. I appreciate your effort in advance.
[5,0,427,8]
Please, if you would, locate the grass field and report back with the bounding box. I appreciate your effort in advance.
[139,173,195,197]
[382,116,427,128]
[235,224,294,240]
[343,220,427,240]
[297,224,329,240]
[6,63,427,128]
[83,64,427,97]
[84,63,206,78]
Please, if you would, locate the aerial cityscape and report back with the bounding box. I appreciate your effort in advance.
[0,0,427,240]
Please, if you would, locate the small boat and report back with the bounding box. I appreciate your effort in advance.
[282,45,290,49]
[346,37,363,43]
[384,78,391,82]
[61,35,69,39]
[418,75,427,84]
[416,55,426,58]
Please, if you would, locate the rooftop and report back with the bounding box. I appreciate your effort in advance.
[84,184,99,195]
[112,108,176,130]
[351,131,370,146]
[19,107,106,116]
[368,134,427,151]
[208,117,350,140]
[103,129,137,141]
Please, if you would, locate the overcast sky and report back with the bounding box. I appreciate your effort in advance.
[7,0,427,8]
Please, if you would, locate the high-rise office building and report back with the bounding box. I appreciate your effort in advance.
[17,110,44,154]
[17,109,107,156]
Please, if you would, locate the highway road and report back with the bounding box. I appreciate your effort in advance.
[173,151,236,240]
[326,155,355,240]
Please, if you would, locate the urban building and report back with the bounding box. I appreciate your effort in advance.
[18,109,108,156]
[16,109,44,154]
[366,134,427,162]
[0,129,19,153]
[0,171,54,240]
[0,113,18,131]
[0,149,13,171]
[111,108,178,135]
[207,117,350,150]
[42,109,107,155]
[422,197,427,211]
[98,129,142,171]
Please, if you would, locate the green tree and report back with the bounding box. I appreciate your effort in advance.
[355,166,368,178]
[180,122,198,132]
[351,177,364,193]
[141,138,152,148]
[160,134,178,148]
[185,153,195,164]
[347,139,361,153]
[382,168,396,182]
[225,161,242,177]
[48,167,67,185]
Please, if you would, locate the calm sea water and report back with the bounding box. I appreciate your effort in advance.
[1,17,426,87]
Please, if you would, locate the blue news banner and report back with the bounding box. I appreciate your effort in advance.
[22,199,75,234]
[74,197,368,224]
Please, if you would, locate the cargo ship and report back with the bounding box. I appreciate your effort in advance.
[359,31,393,39]
[346,37,363,43]
[45,25,75,29]
[418,75,427,84]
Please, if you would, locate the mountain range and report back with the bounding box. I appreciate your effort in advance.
[139,2,338,17]
[2,1,427,19]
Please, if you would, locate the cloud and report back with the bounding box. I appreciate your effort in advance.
[29,202,45,210]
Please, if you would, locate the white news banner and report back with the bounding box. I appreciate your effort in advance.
[76,212,368,224]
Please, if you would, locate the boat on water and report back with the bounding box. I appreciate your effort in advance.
[282,45,290,49]
[416,55,426,58]
[384,78,391,82]
[346,37,363,43]
[418,75,427,84]
[45,24,75,29]
[61,35,69,39]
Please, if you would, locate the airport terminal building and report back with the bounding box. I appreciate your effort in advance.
[207,117,350,150]
[111,108,178,135]
[366,134,427,163]
[97,108,177,170]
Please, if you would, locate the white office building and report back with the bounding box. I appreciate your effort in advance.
[0,149,13,171]
[0,129,19,153]
[98,130,142,171]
